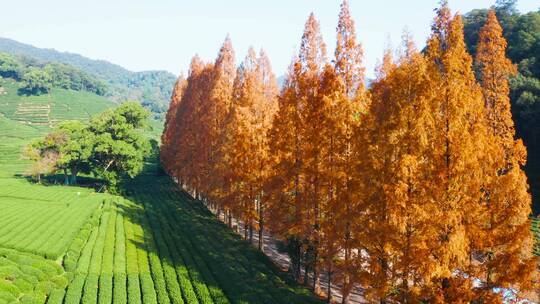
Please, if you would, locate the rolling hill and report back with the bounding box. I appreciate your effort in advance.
[0,79,115,127]
[0,37,177,117]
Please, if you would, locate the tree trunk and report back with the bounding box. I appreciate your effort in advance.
[441,277,451,303]
[327,268,332,304]
[64,169,69,185]
[342,278,351,304]
[258,208,264,252]
[304,260,310,287]
[313,266,321,295]
[249,221,253,244]
[70,168,78,185]
[379,257,389,304]
[228,211,232,228]
[244,221,248,240]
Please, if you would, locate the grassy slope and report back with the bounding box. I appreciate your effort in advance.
[0,79,115,125]
[0,115,44,176]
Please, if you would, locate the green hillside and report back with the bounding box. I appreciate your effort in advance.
[0,38,177,117]
[0,115,43,176]
[0,78,115,127]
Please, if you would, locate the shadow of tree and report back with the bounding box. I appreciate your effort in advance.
[116,170,323,304]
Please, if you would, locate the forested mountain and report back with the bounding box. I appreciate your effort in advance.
[463,1,540,213]
[0,37,176,118]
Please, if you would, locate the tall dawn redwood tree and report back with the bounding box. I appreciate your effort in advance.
[332,2,367,302]
[476,10,518,156]
[424,2,499,300]
[160,74,186,175]
[208,36,236,206]
[358,37,439,303]
[266,56,305,280]
[334,0,365,98]
[255,49,279,251]
[472,10,537,301]
[267,12,327,284]
[174,55,215,195]
[218,47,278,247]
[293,13,328,291]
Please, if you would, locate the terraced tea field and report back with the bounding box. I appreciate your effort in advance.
[0,159,322,304]
[32,173,318,304]
[0,248,68,303]
[531,217,540,256]
[0,116,45,176]
[0,179,104,259]
[0,80,115,127]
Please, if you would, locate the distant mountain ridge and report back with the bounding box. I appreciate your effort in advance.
[0,37,177,117]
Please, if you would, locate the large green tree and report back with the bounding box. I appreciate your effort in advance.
[0,53,21,79]
[55,121,93,185]
[19,67,51,95]
[88,101,151,190]
[28,121,92,185]
[24,102,150,190]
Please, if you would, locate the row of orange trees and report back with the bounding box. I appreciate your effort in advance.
[161,1,538,302]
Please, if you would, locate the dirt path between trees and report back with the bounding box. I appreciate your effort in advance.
[202,202,366,304]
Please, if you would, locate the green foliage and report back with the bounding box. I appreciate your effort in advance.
[0,248,67,303]
[56,121,93,184]
[43,63,108,96]
[88,102,151,190]
[19,67,51,96]
[0,52,22,79]
[23,102,151,189]
[0,51,108,97]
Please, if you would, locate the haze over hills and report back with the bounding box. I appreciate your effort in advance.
[0,37,177,118]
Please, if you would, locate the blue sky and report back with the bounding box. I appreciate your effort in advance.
[1,1,538,78]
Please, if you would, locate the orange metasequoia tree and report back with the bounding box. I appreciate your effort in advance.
[254,49,279,251]
[334,0,365,98]
[174,55,215,197]
[423,2,495,301]
[358,35,443,303]
[218,47,278,246]
[202,36,236,212]
[160,74,186,175]
[330,1,367,302]
[267,12,327,284]
[471,10,537,302]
